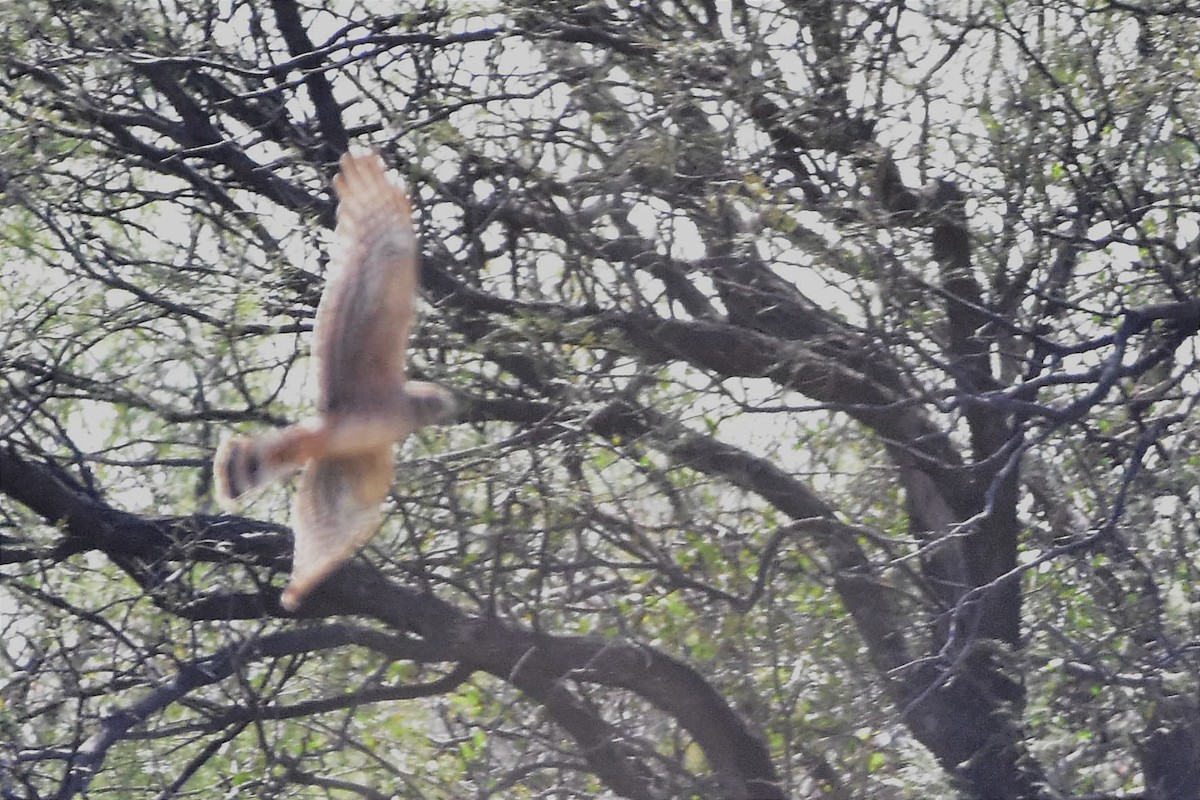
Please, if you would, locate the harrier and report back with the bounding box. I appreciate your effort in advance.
[214,152,454,610]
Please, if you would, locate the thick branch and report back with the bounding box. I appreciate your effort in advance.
[52,625,448,799]
[0,446,780,800]
[269,0,349,164]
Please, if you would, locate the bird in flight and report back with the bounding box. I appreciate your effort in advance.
[214,151,454,610]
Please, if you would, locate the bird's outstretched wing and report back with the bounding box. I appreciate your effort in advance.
[283,446,392,610]
[315,151,419,415]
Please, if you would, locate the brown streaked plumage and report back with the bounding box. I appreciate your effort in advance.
[213,151,454,610]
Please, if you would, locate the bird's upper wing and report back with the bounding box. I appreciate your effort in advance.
[314,152,418,414]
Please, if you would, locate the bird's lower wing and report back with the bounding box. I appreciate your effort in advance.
[282,447,393,610]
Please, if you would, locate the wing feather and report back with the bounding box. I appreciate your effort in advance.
[314,152,418,414]
[282,448,392,610]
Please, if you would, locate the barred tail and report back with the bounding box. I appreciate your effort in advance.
[213,429,311,510]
